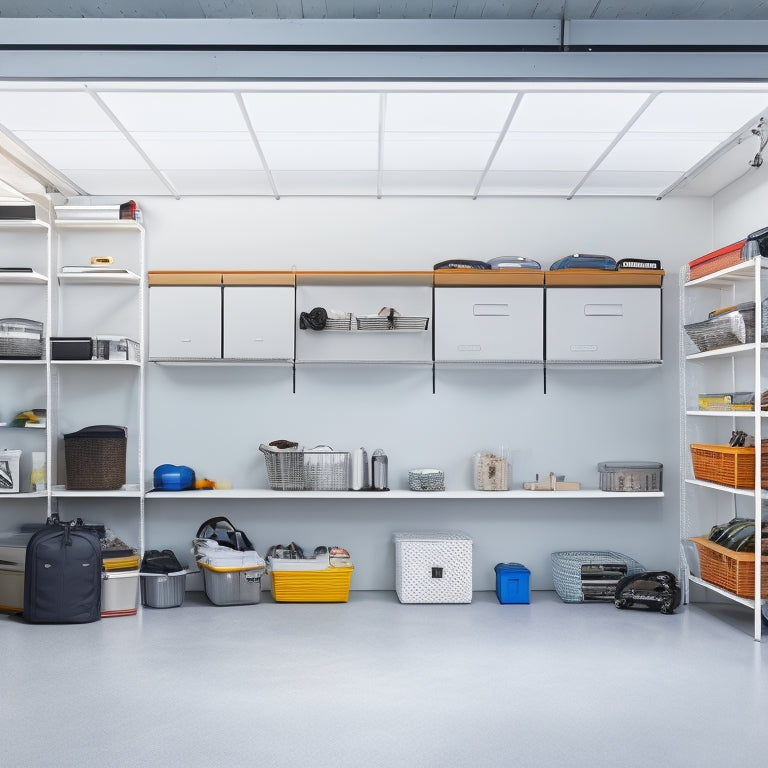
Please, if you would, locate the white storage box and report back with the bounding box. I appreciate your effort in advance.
[140,570,188,608]
[546,287,661,362]
[434,286,543,362]
[101,570,139,617]
[393,531,473,604]
[0,532,32,612]
[0,449,22,493]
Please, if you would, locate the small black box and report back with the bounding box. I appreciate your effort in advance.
[51,337,92,360]
[0,204,35,220]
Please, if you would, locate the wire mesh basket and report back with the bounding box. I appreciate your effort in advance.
[684,300,768,353]
[260,445,350,491]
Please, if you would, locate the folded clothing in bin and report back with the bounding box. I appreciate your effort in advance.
[266,545,353,602]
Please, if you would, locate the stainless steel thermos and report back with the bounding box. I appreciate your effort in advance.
[351,447,369,490]
[372,448,388,490]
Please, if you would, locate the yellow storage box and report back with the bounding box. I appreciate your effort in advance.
[270,565,353,603]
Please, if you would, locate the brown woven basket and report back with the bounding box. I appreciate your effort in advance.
[690,536,768,598]
[64,426,127,490]
[690,443,756,488]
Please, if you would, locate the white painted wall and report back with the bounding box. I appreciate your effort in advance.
[138,194,713,591]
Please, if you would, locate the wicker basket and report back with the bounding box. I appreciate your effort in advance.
[690,443,756,489]
[551,550,645,603]
[0,317,44,359]
[259,445,350,491]
[689,536,768,598]
[687,243,747,281]
[64,425,127,490]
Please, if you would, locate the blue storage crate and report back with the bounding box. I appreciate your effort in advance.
[495,562,530,604]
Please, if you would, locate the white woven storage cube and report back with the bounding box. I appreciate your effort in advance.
[393,531,472,604]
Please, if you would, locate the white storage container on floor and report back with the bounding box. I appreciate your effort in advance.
[393,530,473,604]
[434,286,544,362]
[546,287,661,363]
[0,532,32,612]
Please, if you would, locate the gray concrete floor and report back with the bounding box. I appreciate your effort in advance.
[2,590,766,768]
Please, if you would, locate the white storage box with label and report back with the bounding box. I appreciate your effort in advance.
[0,532,32,612]
[0,449,21,493]
[223,284,295,360]
[434,287,543,362]
[393,531,473,604]
[148,284,222,359]
[101,570,139,617]
[546,287,661,362]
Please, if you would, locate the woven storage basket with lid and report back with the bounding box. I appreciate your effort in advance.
[64,425,127,490]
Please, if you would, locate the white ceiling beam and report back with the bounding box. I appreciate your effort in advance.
[234,91,280,200]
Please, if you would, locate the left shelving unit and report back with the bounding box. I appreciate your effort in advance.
[49,216,145,553]
[0,214,51,527]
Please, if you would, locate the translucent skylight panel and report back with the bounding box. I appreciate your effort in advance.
[600,132,726,172]
[381,171,482,196]
[16,132,149,170]
[479,170,584,196]
[132,132,263,170]
[271,170,378,196]
[577,170,681,196]
[382,135,497,171]
[630,92,768,133]
[0,92,117,131]
[243,93,380,132]
[385,93,517,133]
[99,92,247,132]
[259,138,379,171]
[163,170,275,196]
[509,92,651,133]
[492,133,616,171]
[60,170,172,196]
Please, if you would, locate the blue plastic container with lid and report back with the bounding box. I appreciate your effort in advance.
[494,562,530,604]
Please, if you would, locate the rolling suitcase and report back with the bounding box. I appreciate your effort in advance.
[23,518,103,624]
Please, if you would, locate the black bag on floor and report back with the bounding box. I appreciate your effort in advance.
[196,516,254,552]
[23,518,103,624]
[614,571,681,615]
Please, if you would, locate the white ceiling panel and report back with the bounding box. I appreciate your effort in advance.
[0,81,765,200]
[479,170,585,196]
[630,92,768,133]
[16,131,149,170]
[99,92,247,132]
[271,170,379,196]
[260,138,379,171]
[600,133,727,172]
[384,93,517,132]
[242,92,380,132]
[59,169,172,196]
[381,171,482,196]
[492,133,616,171]
[133,132,263,170]
[162,170,275,196]
[0,91,116,131]
[578,170,682,196]
[382,137,497,171]
[509,92,651,133]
